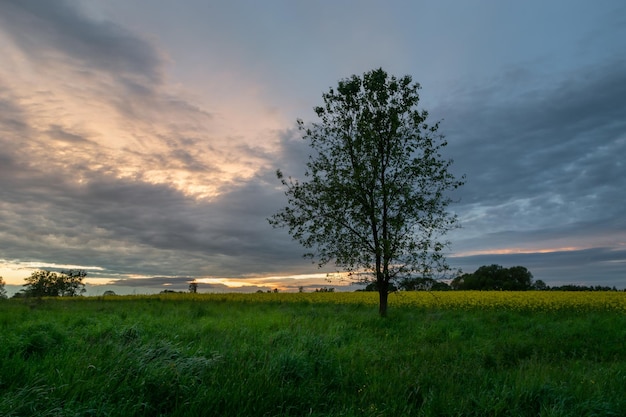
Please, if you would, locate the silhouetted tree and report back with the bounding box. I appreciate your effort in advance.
[22,269,86,297]
[59,269,87,296]
[188,280,198,293]
[270,68,464,316]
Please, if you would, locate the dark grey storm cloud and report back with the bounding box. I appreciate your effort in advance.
[0,0,163,84]
[439,58,626,206]
[0,0,215,138]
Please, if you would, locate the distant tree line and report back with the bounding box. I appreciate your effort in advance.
[359,264,622,291]
[545,284,620,291]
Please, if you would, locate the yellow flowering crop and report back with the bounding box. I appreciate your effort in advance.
[142,290,626,312]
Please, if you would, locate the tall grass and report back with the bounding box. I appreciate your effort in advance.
[1,293,625,416]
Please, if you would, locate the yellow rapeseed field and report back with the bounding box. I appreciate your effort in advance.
[139,290,626,312]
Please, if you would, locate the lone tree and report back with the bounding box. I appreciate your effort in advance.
[270,68,464,316]
[22,269,87,297]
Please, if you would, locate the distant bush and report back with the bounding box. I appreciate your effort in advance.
[451,265,533,291]
[159,289,184,294]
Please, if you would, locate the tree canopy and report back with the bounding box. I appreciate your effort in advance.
[270,68,464,316]
[21,269,87,297]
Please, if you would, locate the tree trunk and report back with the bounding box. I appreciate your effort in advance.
[378,289,388,317]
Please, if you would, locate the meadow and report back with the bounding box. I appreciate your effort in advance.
[1,291,625,416]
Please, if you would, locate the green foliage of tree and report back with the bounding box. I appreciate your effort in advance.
[22,269,86,297]
[270,68,464,316]
[0,276,7,299]
[451,265,534,290]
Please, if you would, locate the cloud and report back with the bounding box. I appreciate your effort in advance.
[444,59,626,200]
[0,137,318,281]
[0,0,292,207]
[102,272,356,294]
[437,59,626,252]
[0,0,163,85]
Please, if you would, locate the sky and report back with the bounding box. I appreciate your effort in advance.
[1,0,625,295]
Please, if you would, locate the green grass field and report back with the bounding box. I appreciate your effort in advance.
[1,292,625,416]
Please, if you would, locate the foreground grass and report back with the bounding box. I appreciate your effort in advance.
[1,292,625,416]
